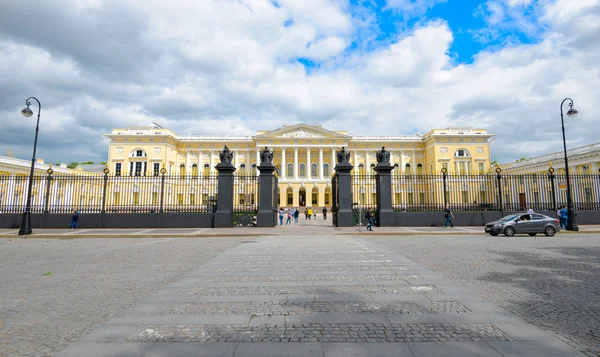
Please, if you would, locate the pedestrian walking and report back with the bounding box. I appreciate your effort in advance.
[559,205,568,229]
[322,206,327,220]
[444,205,454,228]
[69,210,79,229]
[526,206,534,214]
[279,207,284,225]
[294,208,300,224]
[307,207,313,220]
[304,208,308,220]
[365,211,374,231]
[286,209,292,225]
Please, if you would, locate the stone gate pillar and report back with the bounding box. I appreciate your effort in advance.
[334,147,354,227]
[374,146,395,226]
[257,147,277,227]
[214,146,236,228]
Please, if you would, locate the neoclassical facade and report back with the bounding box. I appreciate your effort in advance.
[104,123,495,207]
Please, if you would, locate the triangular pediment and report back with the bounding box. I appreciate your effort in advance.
[254,124,350,140]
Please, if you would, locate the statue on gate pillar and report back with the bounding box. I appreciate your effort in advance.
[219,145,234,164]
[376,146,390,164]
[336,147,351,164]
[260,146,274,165]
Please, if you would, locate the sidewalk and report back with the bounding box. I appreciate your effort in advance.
[2,224,599,238]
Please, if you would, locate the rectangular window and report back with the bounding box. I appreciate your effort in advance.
[478,162,485,175]
[325,193,330,205]
[312,192,318,205]
[115,163,122,176]
[177,194,184,205]
[135,162,142,176]
[479,191,487,204]
[419,192,425,204]
[202,194,208,204]
[113,192,120,205]
[190,194,195,205]
[239,194,245,205]
[585,187,592,203]
[153,163,160,176]
[287,192,293,205]
[407,193,413,205]
[462,191,468,203]
[250,193,255,205]
[133,192,139,205]
[395,193,401,205]
[152,192,158,205]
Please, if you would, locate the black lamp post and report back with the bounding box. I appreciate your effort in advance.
[18,97,42,236]
[495,166,503,216]
[441,167,448,208]
[560,98,579,231]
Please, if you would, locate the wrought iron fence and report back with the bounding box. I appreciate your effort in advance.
[0,173,219,214]
[351,174,377,210]
[232,174,259,226]
[389,173,600,212]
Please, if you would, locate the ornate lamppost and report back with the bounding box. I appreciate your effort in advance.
[560,98,579,231]
[495,166,503,216]
[441,167,448,208]
[18,97,42,236]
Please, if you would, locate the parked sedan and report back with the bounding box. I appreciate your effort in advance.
[485,213,561,237]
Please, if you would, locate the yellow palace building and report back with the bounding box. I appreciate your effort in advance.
[104,123,495,208]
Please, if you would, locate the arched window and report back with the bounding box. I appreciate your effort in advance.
[300,163,306,177]
[179,164,185,176]
[405,163,411,175]
[311,163,317,177]
[240,163,246,175]
[192,164,198,177]
[130,149,147,157]
[454,149,470,157]
[323,163,329,177]
[358,163,365,174]
[417,163,423,175]
[287,163,293,177]
[203,163,210,176]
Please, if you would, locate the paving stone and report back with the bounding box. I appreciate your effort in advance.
[323,342,414,357]
[143,342,238,357]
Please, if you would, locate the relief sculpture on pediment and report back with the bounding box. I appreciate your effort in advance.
[277,129,325,138]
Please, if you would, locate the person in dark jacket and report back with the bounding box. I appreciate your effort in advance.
[69,211,79,229]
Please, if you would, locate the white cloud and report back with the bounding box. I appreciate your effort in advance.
[0,0,599,165]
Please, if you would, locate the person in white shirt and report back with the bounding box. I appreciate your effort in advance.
[526,207,534,214]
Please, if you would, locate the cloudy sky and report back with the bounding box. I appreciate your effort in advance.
[0,0,598,165]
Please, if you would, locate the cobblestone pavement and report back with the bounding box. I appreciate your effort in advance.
[163,301,472,315]
[0,238,245,357]
[127,323,508,343]
[54,235,584,357]
[369,234,600,356]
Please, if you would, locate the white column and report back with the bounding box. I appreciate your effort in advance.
[365,149,369,173]
[390,150,394,165]
[246,150,250,171]
[281,147,286,179]
[256,148,260,173]
[234,151,239,169]
[306,148,311,180]
[210,150,215,173]
[354,151,358,169]
[294,147,299,179]
[142,161,147,176]
[331,147,335,171]
[319,147,323,180]
[592,162,600,201]
[186,150,191,174]
[412,150,416,173]
[400,151,405,173]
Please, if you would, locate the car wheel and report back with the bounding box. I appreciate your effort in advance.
[545,226,556,237]
[528,233,537,237]
[489,232,499,236]
[504,226,515,237]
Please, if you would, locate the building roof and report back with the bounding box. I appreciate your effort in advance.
[75,164,107,172]
[501,142,600,170]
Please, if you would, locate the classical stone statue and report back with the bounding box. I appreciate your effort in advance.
[376,146,390,164]
[219,145,234,164]
[260,146,274,165]
[336,147,351,164]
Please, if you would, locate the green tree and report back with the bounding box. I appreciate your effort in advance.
[67,161,79,169]
[100,161,107,165]
[81,161,95,164]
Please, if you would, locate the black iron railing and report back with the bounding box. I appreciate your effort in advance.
[352,174,377,210]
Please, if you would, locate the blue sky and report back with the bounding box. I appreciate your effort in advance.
[0,0,598,165]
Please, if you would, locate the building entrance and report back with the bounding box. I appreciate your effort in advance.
[299,188,306,207]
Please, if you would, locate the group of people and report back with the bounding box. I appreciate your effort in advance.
[278,207,329,225]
